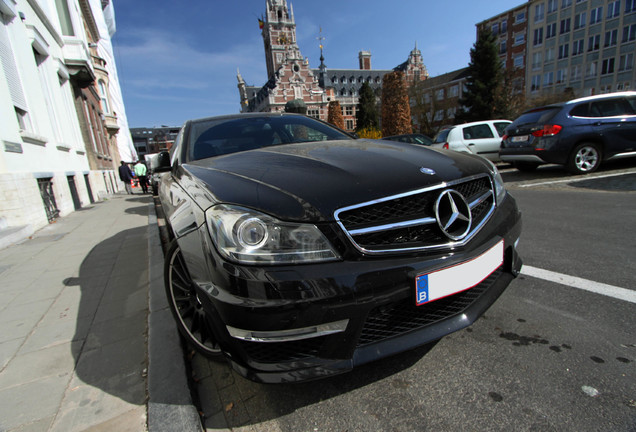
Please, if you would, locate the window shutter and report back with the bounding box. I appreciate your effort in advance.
[0,19,28,110]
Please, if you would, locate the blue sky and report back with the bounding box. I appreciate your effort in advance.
[112,0,522,128]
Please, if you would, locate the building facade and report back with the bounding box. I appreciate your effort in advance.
[0,0,134,247]
[526,0,636,97]
[238,0,429,132]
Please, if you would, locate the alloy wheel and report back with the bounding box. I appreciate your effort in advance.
[569,143,601,174]
[165,241,221,357]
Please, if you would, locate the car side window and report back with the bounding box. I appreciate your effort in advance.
[463,124,494,140]
[170,127,184,166]
[625,96,636,114]
[493,122,510,137]
[590,99,632,117]
[570,103,590,117]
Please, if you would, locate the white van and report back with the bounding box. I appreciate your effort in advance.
[431,120,511,162]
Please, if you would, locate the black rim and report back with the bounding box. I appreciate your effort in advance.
[167,245,221,355]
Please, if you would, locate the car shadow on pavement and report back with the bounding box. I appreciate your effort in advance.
[64,226,148,408]
[197,340,438,428]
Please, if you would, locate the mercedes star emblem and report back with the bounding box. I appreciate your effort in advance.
[434,189,472,241]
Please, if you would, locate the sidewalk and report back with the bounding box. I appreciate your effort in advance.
[0,193,200,432]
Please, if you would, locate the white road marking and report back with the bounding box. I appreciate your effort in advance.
[517,171,635,188]
[521,265,636,304]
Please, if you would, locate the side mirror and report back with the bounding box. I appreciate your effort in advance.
[152,151,171,172]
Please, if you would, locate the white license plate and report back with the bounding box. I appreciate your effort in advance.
[511,135,529,142]
[415,240,504,306]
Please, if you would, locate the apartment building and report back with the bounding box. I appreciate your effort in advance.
[526,0,636,97]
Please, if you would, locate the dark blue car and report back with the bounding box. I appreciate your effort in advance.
[500,92,636,174]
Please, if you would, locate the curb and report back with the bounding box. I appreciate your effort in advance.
[147,201,203,432]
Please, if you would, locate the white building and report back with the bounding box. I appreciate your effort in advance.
[0,0,135,248]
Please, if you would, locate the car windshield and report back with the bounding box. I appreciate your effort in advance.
[512,107,561,128]
[188,115,352,161]
[433,128,452,144]
[412,134,432,145]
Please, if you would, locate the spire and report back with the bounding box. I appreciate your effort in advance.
[290,2,294,21]
[237,68,244,84]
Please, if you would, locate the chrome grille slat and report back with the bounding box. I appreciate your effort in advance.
[335,174,496,255]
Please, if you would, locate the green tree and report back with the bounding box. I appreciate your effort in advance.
[356,82,379,131]
[381,71,411,136]
[456,28,503,122]
[327,100,344,129]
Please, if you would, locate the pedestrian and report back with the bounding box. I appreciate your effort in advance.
[134,159,149,194]
[118,161,134,194]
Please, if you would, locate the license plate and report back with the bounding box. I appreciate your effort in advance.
[415,240,504,306]
[511,135,529,142]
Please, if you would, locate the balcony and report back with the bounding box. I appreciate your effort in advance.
[103,114,120,134]
[62,38,95,88]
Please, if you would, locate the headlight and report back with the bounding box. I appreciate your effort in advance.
[206,204,340,264]
[484,160,507,204]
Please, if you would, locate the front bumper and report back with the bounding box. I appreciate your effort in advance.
[184,195,522,383]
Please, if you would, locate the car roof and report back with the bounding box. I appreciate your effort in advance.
[564,91,636,105]
[187,112,304,125]
[454,119,511,128]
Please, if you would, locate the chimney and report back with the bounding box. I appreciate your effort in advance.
[358,51,371,70]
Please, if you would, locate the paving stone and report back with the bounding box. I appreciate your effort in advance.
[0,342,76,389]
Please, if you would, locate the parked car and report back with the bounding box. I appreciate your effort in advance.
[383,133,433,146]
[500,92,636,174]
[431,120,512,162]
[154,113,522,383]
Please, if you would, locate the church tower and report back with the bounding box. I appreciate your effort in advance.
[262,0,300,78]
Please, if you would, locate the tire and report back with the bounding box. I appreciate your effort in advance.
[164,239,222,357]
[512,162,540,172]
[567,143,601,174]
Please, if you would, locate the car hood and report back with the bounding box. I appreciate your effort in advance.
[184,139,491,222]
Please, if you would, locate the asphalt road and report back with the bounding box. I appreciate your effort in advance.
[191,160,636,432]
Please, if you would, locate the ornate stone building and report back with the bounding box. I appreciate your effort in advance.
[237,0,429,131]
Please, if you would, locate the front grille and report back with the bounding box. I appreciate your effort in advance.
[357,267,502,347]
[336,175,495,254]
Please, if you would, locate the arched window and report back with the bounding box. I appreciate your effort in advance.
[98,79,110,114]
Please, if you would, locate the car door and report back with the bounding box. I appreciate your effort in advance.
[461,123,502,161]
[589,97,636,157]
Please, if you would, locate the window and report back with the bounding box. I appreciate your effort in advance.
[560,18,571,33]
[349,76,355,84]
[434,110,444,121]
[601,58,615,74]
[534,28,544,45]
[556,68,568,83]
[514,55,524,68]
[571,64,582,80]
[605,29,618,47]
[588,34,600,51]
[590,7,603,24]
[501,19,508,33]
[345,119,354,130]
[626,0,635,12]
[546,23,557,38]
[55,0,75,36]
[562,0,572,7]
[1,19,32,133]
[462,124,494,140]
[447,108,456,119]
[492,23,499,35]
[500,40,507,54]
[544,71,554,86]
[436,89,444,100]
[535,3,545,22]
[532,52,543,69]
[345,106,353,116]
[515,12,526,23]
[619,53,634,70]
[590,98,631,116]
[548,0,558,12]
[572,39,585,55]
[531,74,541,91]
[449,85,459,97]
[514,33,525,45]
[587,61,598,77]
[558,43,570,58]
[607,1,621,18]
[623,24,636,42]
[574,12,586,29]
[546,47,555,62]
[98,80,110,114]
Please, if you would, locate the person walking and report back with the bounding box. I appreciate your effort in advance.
[133,160,149,194]
[118,161,134,194]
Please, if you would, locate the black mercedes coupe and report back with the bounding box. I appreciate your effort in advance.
[153,113,523,383]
